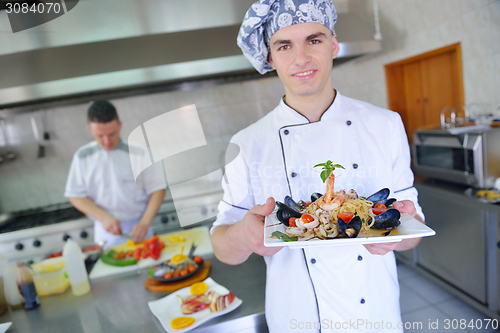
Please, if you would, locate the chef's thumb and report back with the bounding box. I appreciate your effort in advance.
[251,197,276,217]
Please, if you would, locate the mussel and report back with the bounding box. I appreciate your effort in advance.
[284,195,303,211]
[371,208,401,229]
[337,216,362,238]
[366,188,397,207]
[275,202,302,227]
[311,192,323,202]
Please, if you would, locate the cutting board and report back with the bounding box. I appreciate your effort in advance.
[89,226,213,280]
[144,261,211,293]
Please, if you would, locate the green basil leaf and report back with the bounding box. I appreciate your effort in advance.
[320,169,330,183]
[272,231,298,242]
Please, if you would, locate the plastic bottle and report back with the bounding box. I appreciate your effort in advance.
[0,255,7,315]
[63,239,90,296]
[2,265,23,309]
[0,277,6,316]
[16,263,40,310]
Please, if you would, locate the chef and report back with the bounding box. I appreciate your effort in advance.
[65,100,166,248]
[211,1,426,332]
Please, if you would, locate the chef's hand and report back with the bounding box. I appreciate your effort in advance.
[364,200,421,255]
[130,222,149,243]
[392,200,417,217]
[102,216,122,235]
[239,197,283,257]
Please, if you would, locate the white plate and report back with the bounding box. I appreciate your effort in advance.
[264,212,435,248]
[148,277,242,333]
[0,322,12,333]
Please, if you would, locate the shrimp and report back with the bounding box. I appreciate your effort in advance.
[317,173,346,211]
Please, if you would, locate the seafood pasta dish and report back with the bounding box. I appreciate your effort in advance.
[273,162,401,241]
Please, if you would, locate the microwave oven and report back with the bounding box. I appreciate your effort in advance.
[412,128,500,189]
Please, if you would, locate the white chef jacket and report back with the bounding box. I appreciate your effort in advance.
[212,92,424,333]
[65,140,166,245]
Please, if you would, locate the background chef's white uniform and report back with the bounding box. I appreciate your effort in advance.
[65,140,166,248]
[212,92,424,333]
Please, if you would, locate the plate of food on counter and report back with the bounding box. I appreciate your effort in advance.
[100,235,165,267]
[148,277,241,333]
[264,161,436,248]
[148,245,204,282]
[465,188,500,204]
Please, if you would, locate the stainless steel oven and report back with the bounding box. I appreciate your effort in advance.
[412,128,500,189]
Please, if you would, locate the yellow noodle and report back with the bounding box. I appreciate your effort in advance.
[285,195,376,239]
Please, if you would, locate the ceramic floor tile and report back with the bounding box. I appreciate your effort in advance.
[400,283,432,314]
[397,262,419,280]
[435,298,499,332]
[401,305,453,332]
[401,273,456,305]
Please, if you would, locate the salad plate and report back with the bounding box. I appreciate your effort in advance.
[148,277,242,333]
[264,212,435,248]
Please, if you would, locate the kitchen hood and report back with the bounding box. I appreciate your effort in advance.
[0,0,382,111]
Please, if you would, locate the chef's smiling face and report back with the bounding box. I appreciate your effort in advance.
[87,119,123,150]
[268,22,339,100]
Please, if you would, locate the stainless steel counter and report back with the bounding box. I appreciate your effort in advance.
[0,253,268,333]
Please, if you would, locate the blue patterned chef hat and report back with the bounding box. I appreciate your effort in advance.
[237,0,337,74]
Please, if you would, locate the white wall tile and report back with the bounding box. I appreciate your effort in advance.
[491,1,500,53]
[436,19,463,46]
[461,0,492,12]
[461,6,493,60]
[495,53,500,106]
[463,57,497,104]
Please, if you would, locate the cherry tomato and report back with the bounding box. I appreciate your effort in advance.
[187,264,196,273]
[337,212,354,222]
[372,208,386,215]
[174,269,181,277]
[289,217,297,228]
[180,269,189,276]
[372,203,387,215]
[128,250,134,257]
[164,272,173,279]
[149,241,161,260]
[193,256,203,264]
[301,214,314,223]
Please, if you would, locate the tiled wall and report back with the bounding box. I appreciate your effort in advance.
[0,0,499,213]
[333,0,500,111]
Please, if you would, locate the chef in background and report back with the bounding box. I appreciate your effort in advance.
[65,100,166,248]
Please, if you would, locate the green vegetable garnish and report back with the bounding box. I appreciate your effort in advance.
[313,161,345,183]
[272,231,298,242]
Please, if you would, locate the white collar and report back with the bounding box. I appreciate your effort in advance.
[275,91,343,126]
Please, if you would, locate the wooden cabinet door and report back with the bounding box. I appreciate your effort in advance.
[386,43,464,142]
[402,61,424,139]
[420,51,461,126]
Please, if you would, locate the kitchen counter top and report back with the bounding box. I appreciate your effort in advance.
[0,253,268,333]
